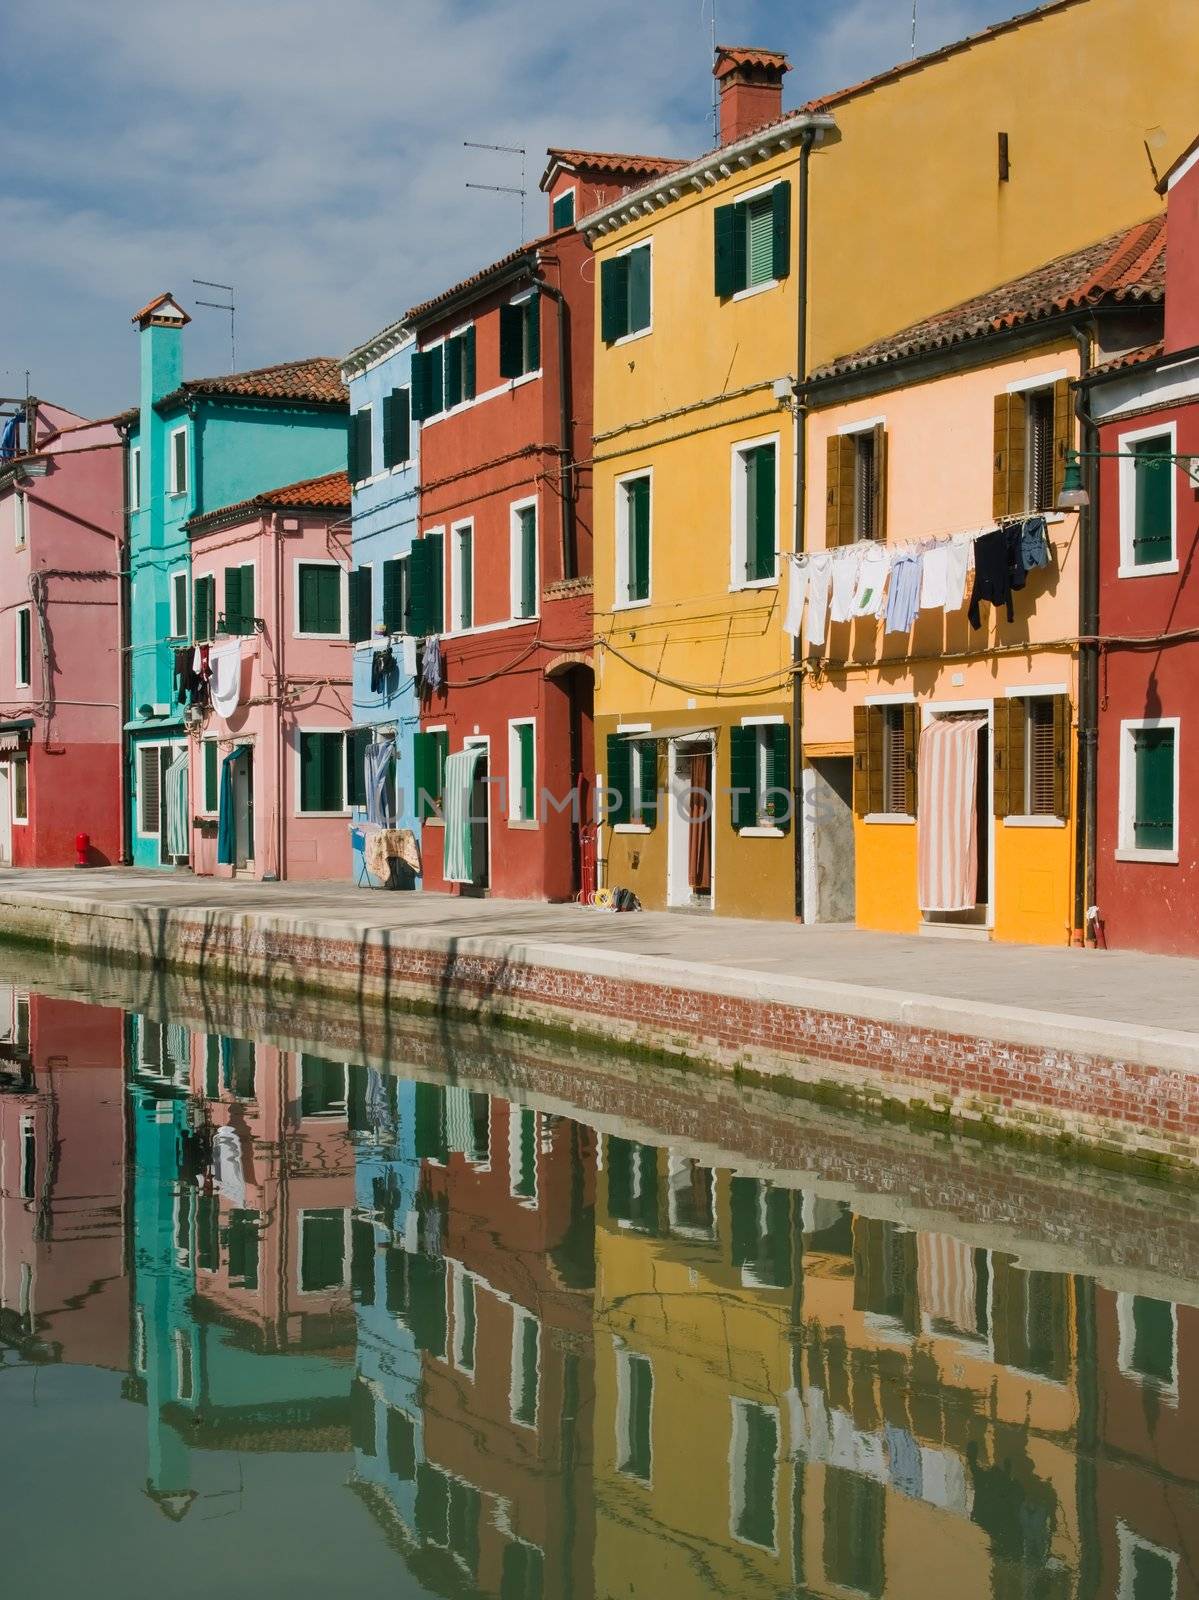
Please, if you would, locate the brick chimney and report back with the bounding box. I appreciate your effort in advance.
[714,46,791,147]
[1159,136,1199,354]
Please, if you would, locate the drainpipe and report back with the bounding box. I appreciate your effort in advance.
[274,513,286,881]
[791,129,816,921]
[1071,323,1099,944]
[118,424,133,864]
[535,274,577,581]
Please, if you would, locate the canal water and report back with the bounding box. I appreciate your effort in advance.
[0,974,1196,1600]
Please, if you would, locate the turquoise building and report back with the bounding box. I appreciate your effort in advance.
[341,318,421,884]
[124,293,348,868]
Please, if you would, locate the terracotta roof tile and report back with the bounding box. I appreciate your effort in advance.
[188,469,349,533]
[714,45,791,77]
[171,356,347,406]
[809,216,1167,382]
[1088,340,1166,379]
[405,230,566,325]
[131,290,191,325]
[544,148,685,179]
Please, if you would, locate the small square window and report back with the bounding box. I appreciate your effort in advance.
[552,188,576,229]
[1119,721,1177,858]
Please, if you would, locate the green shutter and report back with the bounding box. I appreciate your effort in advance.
[240,566,255,632]
[224,566,241,633]
[321,567,342,634]
[714,202,737,299]
[193,576,210,643]
[347,413,361,483]
[407,540,433,636]
[518,506,537,617]
[606,733,632,825]
[732,200,749,293]
[382,558,405,632]
[346,728,369,808]
[499,303,524,379]
[1134,729,1175,849]
[635,740,658,828]
[526,292,541,371]
[356,409,373,479]
[627,245,651,334]
[443,337,462,410]
[747,197,773,287]
[298,565,318,633]
[300,731,322,812]
[765,724,791,831]
[382,389,409,468]
[427,531,444,631]
[414,730,448,819]
[349,567,372,642]
[203,740,218,812]
[412,348,442,420]
[771,180,791,280]
[464,325,476,399]
[1133,438,1173,565]
[324,733,344,811]
[627,477,650,602]
[516,723,534,821]
[730,725,758,831]
[552,189,575,229]
[601,255,630,344]
[748,444,776,581]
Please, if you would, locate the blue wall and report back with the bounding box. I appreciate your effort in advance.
[348,333,420,883]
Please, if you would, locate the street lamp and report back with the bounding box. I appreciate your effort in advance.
[1057,445,1199,512]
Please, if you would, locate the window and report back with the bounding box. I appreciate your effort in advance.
[387,1407,416,1480]
[442,328,477,411]
[615,1344,653,1482]
[19,1113,35,1200]
[169,426,188,496]
[348,565,372,643]
[1119,425,1177,573]
[510,1308,539,1427]
[667,1153,716,1238]
[452,1266,477,1374]
[408,532,444,635]
[129,448,141,513]
[169,570,188,638]
[499,294,541,380]
[12,758,28,823]
[1119,720,1178,861]
[411,344,445,422]
[995,694,1070,821]
[730,1176,793,1289]
[714,181,791,298]
[510,501,538,619]
[730,720,791,833]
[605,732,659,829]
[137,744,162,835]
[607,1137,658,1234]
[299,1208,348,1292]
[413,728,449,820]
[175,1329,194,1401]
[990,1255,1069,1382]
[826,424,887,545]
[451,521,473,631]
[509,720,535,823]
[348,405,373,484]
[300,1054,348,1118]
[616,472,651,606]
[600,243,652,343]
[732,438,778,584]
[993,379,1069,517]
[730,1400,779,1551]
[222,1037,256,1100]
[853,703,917,818]
[15,605,31,687]
[202,741,219,813]
[509,1106,538,1202]
[382,555,410,633]
[345,727,371,811]
[1118,1523,1180,1600]
[823,1467,885,1598]
[383,387,411,469]
[222,563,255,635]
[193,573,216,643]
[552,188,576,229]
[1118,1294,1178,1394]
[298,730,347,813]
[297,562,343,636]
[14,491,27,548]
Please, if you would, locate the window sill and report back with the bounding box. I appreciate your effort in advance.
[1002,815,1066,829]
[864,813,915,825]
[507,369,542,389]
[507,818,539,831]
[613,822,652,835]
[1117,559,1179,579]
[509,610,540,625]
[296,631,348,642]
[612,326,652,349]
[613,597,652,613]
[296,810,352,819]
[738,825,784,838]
[1114,847,1178,864]
[732,278,779,304]
[423,817,445,829]
[729,576,779,593]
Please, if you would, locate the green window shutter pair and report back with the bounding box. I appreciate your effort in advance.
[1134,729,1175,849]
[382,557,409,633]
[203,741,218,812]
[382,388,411,469]
[626,477,651,602]
[499,296,541,380]
[514,723,535,820]
[348,567,372,643]
[300,731,345,813]
[413,729,449,820]
[299,564,342,634]
[408,533,444,636]
[223,565,254,634]
[605,733,632,825]
[729,724,758,831]
[516,506,537,617]
[346,728,370,809]
[601,250,650,343]
[714,182,791,298]
[552,189,575,229]
[411,348,444,421]
[745,444,777,581]
[1132,438,1173,565]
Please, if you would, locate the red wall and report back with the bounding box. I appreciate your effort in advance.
[1165,159,1199,355]
[13,742,122,867]
[1095,398,1199,953]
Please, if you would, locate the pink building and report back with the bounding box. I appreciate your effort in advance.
[0,402,124,866]
[185,471,357,879]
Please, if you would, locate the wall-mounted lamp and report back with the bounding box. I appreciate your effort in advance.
[1057,445,1199,512]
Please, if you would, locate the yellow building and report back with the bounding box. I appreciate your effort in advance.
[583,0,1198,920]
[800,220,1164,943]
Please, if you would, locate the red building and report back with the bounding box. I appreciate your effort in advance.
[1087,136,1199,953]
[407,152,678,901]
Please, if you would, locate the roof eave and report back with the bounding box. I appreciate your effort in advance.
[581,111,836,238]
[343,317,414,380]
[406,251,540,333]
[154,386,346,414]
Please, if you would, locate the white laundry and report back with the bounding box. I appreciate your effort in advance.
[852,543,891,618]
[805,552,833,649]
[212,1124,245,1208]
[944,537,973,612]
[783,555,806,639]
[920,543,949,609]
[830,545,864,624]
[400,634,419,676]
[209,638,243,719]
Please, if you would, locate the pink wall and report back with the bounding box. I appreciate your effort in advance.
[1165,156,1199,354]
[189,508,354,880]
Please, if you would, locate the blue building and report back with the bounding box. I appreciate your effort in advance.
[341,318,421,884]
[124,293,348,868]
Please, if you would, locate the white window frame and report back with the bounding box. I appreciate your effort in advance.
[296,1053,349,1120]
[14,604,31,688]
[1001,686,1070,830]
[614,1340,653,1484]
[450,518,475,633]
[508,1104,539,1206]
[1116,1292,1179,1401]
[168,425,188,497]
[738,714,787,836]
[732,179,785,303]
[452,1263,478,1376]
[169,567,189,639]
[509,496,539,621]
[13,490,27,549]
[129,447,141,513]
[730,432,781,591]
[293,558,349,640]
[614,467,652,611]
[1116,716,1180,864]
[294,726,351,818]
[506,289,543,385]
[507,717,537,828]
[1117,1521,1179,1600]
[295,1207,351,1294]
[612,235,654,347]
[509,1307,540,1429]
[551,184,577,229]
[729,1397,780,1554]
[11,756,29,824]
[666,1151,717,1240]
[135,739,173,839]
[1118,419,1179,578]
[612,722,655,835]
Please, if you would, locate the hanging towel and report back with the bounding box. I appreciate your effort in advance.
[364,740,394,827]
[212,1125,245,1209]
[421,635,443,695]
[851,543,890,618]
[917,716,987,913]
[209,638,243,718]
[443,746,484,883]
[884,551,923,634]
[804,552,833,648]
[944,537,973,612]
[164,750,190,859]
[917,1231,982,1337]
[783,554,806,639]
[830,545,863,624]
[919,544,949,610]
[216,744,252,866]
[400,634,419,677]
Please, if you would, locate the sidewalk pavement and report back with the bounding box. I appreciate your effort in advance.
[1,866,1196,1040]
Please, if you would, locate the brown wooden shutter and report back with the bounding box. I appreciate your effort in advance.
[993,696,1025,819]
[827,434,846,547]
[902,703,919,818]
[866,707,885,814]
[853,704,870,816]
[1052,694,1071,820]
[992,392,1010,520]
[993,392,1029,518]
[1051,378,1072,506]
[871,424,888,542]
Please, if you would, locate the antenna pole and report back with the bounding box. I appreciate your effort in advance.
[911,0,918,56]
[193,279,236,371]
[710,0,718,143]
[464,141,528,242]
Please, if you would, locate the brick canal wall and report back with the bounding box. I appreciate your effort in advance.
[2,890,1198,1175]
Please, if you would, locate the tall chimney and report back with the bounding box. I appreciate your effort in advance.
[1159,136,1199,355]
[713,46,791,147]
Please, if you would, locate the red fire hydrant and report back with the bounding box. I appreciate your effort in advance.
[75,832,91,868]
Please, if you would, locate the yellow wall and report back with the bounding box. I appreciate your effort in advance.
[804,339,1083,944]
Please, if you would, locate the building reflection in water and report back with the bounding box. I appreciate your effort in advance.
[0,992,1195,1599]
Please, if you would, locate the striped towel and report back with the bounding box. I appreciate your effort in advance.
[917,716,986,912]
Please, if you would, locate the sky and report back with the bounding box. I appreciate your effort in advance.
[3,0,1013,417]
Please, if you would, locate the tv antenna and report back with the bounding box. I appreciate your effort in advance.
[464,141,527,241]
[911,0,919,56]
[701,0,718,143]
[192,279,236,372]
